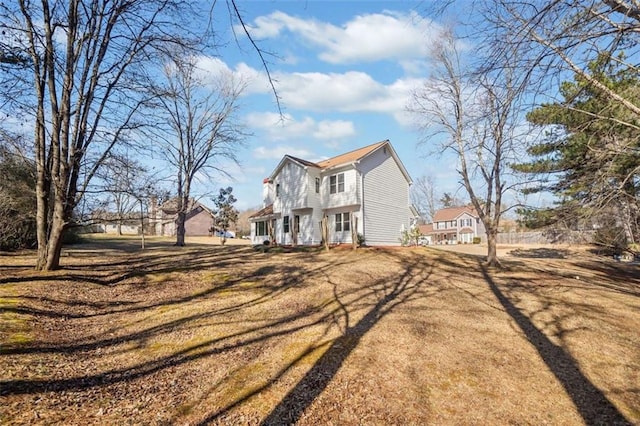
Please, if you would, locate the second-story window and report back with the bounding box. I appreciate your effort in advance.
[329,173,345,194]
[276,183,280,197]
[315,177,320,193]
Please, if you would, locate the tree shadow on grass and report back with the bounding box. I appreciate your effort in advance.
[222,253,435,426]
[479,262,632,425]
[509,247,570,259]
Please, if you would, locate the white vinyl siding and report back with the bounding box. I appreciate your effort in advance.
[322,168,360,208]
[359,147,410,246]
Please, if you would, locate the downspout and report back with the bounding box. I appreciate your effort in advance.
[360,169,365,240]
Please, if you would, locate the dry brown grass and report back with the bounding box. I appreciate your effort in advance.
[0,237,638,425]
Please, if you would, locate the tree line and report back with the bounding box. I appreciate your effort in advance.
[1,1,638,268]
[0,0,250,269]
[411,0,639,265]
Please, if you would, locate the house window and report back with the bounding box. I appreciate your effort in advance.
[283,215,290,233]
[276,183,280,197]
[329,173,345,194]
[294,215,300,233]
[335,212,350,232]
[315,177,320,193]
[256,221,267,236]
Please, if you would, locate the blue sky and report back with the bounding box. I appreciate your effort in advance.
[190,0,466,210]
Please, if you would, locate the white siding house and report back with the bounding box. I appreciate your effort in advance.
[250,140,415,246]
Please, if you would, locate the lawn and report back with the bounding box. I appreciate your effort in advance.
[0,237,638,425]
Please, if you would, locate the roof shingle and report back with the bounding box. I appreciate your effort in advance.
[433,206,478,222]
[316,140,387,169]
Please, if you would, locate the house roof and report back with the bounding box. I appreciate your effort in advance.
[266,139,412,184]
[155,197,212,219]
[287,155,321,168]
[316,140,387,169]
[249,203,274,219]
[418,223,433,234]
[433,205,479,222]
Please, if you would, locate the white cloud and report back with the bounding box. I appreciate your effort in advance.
[253,145,316,160]
[313,120,355,140]
[193,56,272,95]
[241,10,440,65]
[185,57,423,127]
[246,112,356,142]
[271,71,422,118]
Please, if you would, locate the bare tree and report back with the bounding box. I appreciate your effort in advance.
[411,29,527,267]
[0,0,279,270]
[0,0,203,270]
[150,55,246,246]
[410,174,437,222]
[484,1,640,247]
[483,0,640,119]
[91,153,153,235]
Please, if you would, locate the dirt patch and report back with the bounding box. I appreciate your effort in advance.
[1,238,638,425]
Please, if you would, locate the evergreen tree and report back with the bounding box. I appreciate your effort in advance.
[515,54,640,249]
[212,187,238,245]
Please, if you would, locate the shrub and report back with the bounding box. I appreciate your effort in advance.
[472,237,481,244]
[594,224,627,256]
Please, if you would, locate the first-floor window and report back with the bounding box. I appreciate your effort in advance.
[335,212,350,232]
[256,221,267,236]
[283,215,290,233]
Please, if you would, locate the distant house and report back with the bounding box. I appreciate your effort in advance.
[417,223,433,245]
[421,206,485,244]
[92,211,141,235]
[249,140,416,246]
[150,198,215,237]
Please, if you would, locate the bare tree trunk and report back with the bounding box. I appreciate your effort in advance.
[292,218,297,247]
[351,213,358,249]
[176,211,186,246]
[267,219,274,245]
[35,156,49,270]
[486,227,501,268]
[321,215,329,251]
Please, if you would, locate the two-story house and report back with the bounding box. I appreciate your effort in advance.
[420,205,485,244]
[249,140,415,246]
[149,197,215,237]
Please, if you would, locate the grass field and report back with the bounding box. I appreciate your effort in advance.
[1,236,638,425]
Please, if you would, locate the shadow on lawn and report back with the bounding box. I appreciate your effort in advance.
[0,250,430,424]
[479,262,632,426]
[3,244,633,424]
[0,243,251,286]
[200,251,435,425]
[0,248,436,426]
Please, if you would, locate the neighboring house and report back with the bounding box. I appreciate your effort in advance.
[421,205,485,244]
[150,198,215,237]
[92,211,141,235]
[249,140,415,246]
[102,222,140,235]
[417,223,433,245]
